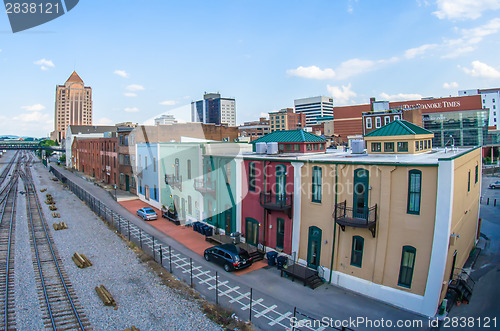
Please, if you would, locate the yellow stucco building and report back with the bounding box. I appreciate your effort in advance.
[287,120,481,317]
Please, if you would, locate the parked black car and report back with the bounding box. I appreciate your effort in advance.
[204,244,252,272]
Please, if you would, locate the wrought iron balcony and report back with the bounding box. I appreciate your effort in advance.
[193,178,216,196]
[165,174,182,191]
[259,192,293,217]
[333,201,377,237]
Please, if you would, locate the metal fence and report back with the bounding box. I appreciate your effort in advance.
[49,166,353,331]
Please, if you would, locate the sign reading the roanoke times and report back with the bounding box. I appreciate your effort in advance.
[4,0,79,33]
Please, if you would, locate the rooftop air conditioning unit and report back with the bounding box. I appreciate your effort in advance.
[267,142,279,155]
[351,140,365,154]
[255,142,267,154]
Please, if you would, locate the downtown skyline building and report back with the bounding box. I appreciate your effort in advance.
[294,96,334,126]
[191,92,236,127]
[50,71,93,143]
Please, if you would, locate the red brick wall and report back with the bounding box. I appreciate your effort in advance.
[72,137,118,185]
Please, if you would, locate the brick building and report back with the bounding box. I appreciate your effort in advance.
[72,136,118,186]
[269,108,306,132]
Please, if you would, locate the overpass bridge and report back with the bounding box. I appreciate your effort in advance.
[0,141,64,152]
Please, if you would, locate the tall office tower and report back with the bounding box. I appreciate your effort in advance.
[294,96,334,126]
[191,92,236,126]
[50,71,93,143]
[459,88,500,129]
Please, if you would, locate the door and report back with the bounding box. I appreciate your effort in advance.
[125,175,130,191]
[353,169,369,218]
[307,226,322,269]
[449,250,457,281]
[245,218,259,246]
[276,165,286,203]
[224,208,232,234]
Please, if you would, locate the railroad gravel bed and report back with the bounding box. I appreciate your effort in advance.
[14,179,45,331]
[30,162,222,331]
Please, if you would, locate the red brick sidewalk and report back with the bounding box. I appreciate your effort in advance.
[119,199,266,275]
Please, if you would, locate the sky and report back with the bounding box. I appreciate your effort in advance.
[1,0,500,138]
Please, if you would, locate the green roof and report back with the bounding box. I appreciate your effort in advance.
[365,119,433,137]
[251,130,326,144]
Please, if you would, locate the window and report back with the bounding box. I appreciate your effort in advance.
[375,117,382,128]
[407,170,422,215]
[276,218,285,250]
[249,162,256,191]
[384,117,390,125]
[175,158,180,180]
[419,141,423,150]
[384,142,394,152]
[313,144,319,151]
[312,166,322,203]
[306,144,312,151]
[468,170,471,192]
[366,118,372,129]
[188,196,192,215]
[285,144,292,151]
[397,142,408,152]
[153,185,157,200]
[371,142,381,152]
[424,140,428,149]
[350,236,364,267]
[398,246,416,288]
[293,144,300,151]
[475,165,478,184]
[187,160,192,179]
[153,157,156,172]
[415,141,420,151]
[428,140,432,149]
[145,156,147,169]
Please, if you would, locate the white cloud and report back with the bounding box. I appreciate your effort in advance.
[433,0,500,20]
[34,58,55,71]
[335,59,376,80]
[287,65,336,79]
[13,111,50,123]
[404,44,438,59]
[327,84,357,104]
[259,112,269,119]
[0,49,2,53]
[461,60,500,78]
[96,117,114,125]
[124,92,137,97]
[379,92,423,101]
[114,70,129,78]
[125,84,145,91]
[21,103,46,111]
[124,107,139,113]
[443,82,459,89]
[404,18,500,59]
[159,100,177,106]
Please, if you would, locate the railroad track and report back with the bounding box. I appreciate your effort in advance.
[21,159,90,330]
[0,166,20,330]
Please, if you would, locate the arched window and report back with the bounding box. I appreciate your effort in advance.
[398,246,416,288]
[407,170,422,215]
[350,236,364,267]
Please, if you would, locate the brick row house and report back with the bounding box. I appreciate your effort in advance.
[72,135,119,186]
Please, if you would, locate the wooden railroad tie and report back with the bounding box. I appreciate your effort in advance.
[124,327,140,331]
[51,212,60,218]
[72,252,92,268]
[40,188,47,192]
[53,222,68,231]
[95,285,116,307]
[49,205,57,211]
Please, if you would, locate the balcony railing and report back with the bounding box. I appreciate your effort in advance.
[259,192,293,217]
[333,200,377,237]
[193,178,216,196]
[165,174,182,191]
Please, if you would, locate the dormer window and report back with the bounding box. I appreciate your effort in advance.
[375,117,382,128]
[366,118,372,129]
